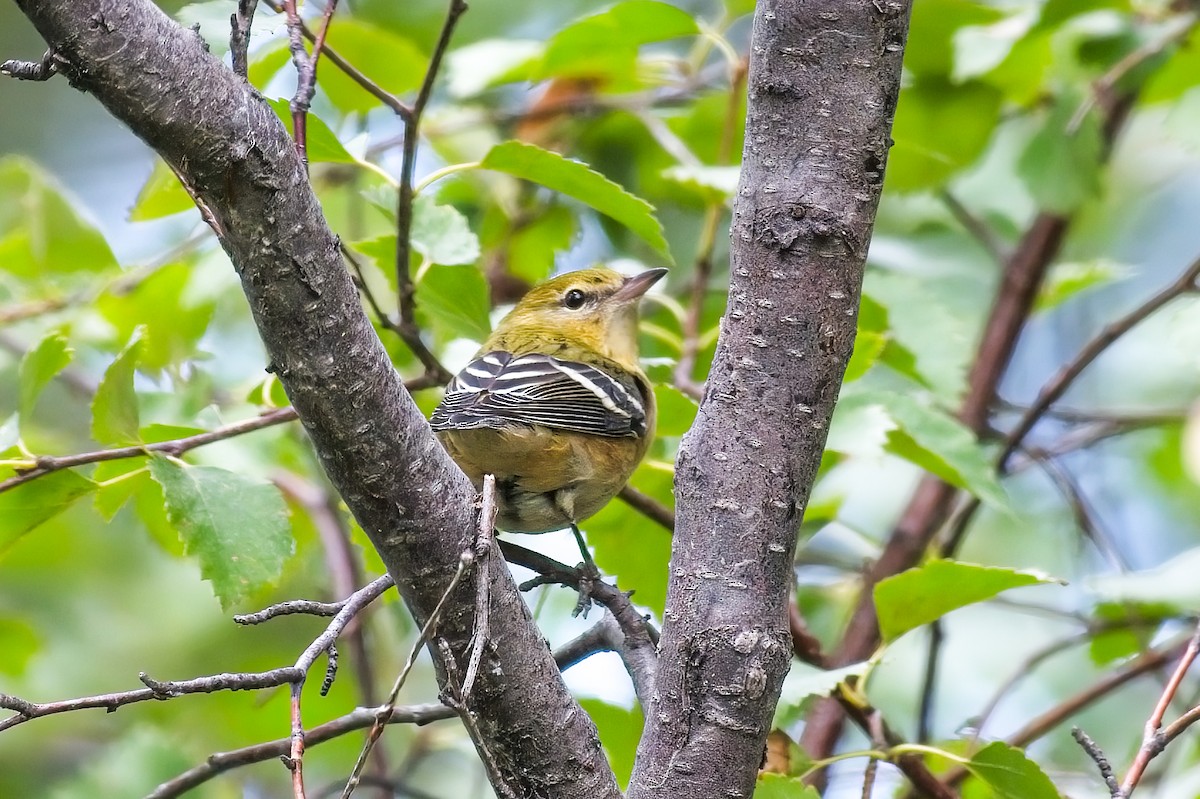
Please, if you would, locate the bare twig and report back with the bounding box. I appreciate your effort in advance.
[999,255,1200,467]
[261,0,410,117]
[235,575,394,625]
[394,0,468,330]
[0,48,61,80]
[287,681,308,798]
[149,623,627,799]
[924,639,1185,795]
[438,638,516,799]
[939,253,1200,554]
[674,56,746,400]
[1120,622,1200,796]
[0,407,300,495]
[916,621,943,743]
[463,475,497,701]
[1073,727,1121,797]
[0,574,392,735]
[1069,12,1198,133]
[940,189,1007,265]
[145,702,453,799]
[229,0,259,77]
[617,485,675,531]
[340,549,473,799]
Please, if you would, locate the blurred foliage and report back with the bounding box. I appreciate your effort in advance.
[2,0,1200,797]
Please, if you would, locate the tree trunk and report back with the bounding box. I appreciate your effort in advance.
[629,1,911,796]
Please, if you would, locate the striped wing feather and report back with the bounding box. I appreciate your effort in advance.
[430,352,646,438]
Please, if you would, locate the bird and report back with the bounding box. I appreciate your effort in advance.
[430,266,666,578]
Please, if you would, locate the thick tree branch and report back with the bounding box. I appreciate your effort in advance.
[6,2,616,796]
[628,2,912,797]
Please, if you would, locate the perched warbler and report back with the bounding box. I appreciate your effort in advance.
[430,266,666,560]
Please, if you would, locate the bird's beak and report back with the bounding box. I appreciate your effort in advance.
[613,268,668,303]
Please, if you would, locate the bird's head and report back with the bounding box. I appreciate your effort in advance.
[494,266,667,370]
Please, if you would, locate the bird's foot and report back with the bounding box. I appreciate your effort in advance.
[571,560,600,618]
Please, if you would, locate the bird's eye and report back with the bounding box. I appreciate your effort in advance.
[563,289,587,310]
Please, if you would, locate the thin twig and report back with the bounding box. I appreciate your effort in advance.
[261,0,410,118]
[230,0,259,77]
[463,475,497,700]
[939,254,1200,553]
[340,550,473,799]
[394,0,468,327]
[287,681,308,798]
[1120,622,1200,796]
[235,575,394,624]
[940,189,1008,265]
[437,638,516,799]
[1068,12,1198,133]
[674,56,746,400]
[145,703,452,799]
[1,573,391,734]
[916,621,942,744]
[926,639,1185,794]
[1073,727,1122,797]
[1000,254,1200,467]
[500,540,659,695]
[148,624,626,799]
[617,485,675,531]
[0,48,61,81]
[0,407,300,495]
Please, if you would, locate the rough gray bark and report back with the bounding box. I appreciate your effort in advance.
[8,1,618,796]
[628,2,912,796]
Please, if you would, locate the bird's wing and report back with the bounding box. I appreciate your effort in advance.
[430,352,647,438]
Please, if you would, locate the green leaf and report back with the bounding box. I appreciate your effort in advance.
[535,1,699,81]
[318,19,427,113]
[0,615,39,676]
[97,263,216,372]
[660,165,741,203]
[415,264,492,342]
[412,196,481,266]
[0,470,96,551]
[966,741,1061,799]
[129,160,195,221]
[653,384,698,436]
[777,661,869,707]
[247,38,293,91]
[886,78,1002,192]
[858,294,930,387]
[93,460,152,522]
[905,0,1004,76]
[265,99,356,164]
[580,700,643,788]
[148,455,293,609]
[754,774,822,799]
[506,205,577,284]
[1034,259,1129,312]
[587,462,673,615]
[1086,547,1200,613]
[18,330,72,425]
[0,156,118,279]
[92,329,145,446]
[875,560,1060,642]
[951,8,1038,83]
[1017,99,1103,214]
[843,330,887,383]
[1143,27,1200,104]
[481,141,671,260]
[841,390,1006,508]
